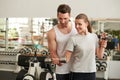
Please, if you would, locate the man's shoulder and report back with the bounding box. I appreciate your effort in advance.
[48,28,54,33]
[49,25,57,33]
[47,28,55,37]
[48,25,57,33]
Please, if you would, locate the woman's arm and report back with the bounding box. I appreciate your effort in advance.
[96,33,107,59]
[65,50,72,62]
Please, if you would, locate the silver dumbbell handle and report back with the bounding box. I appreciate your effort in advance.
[45,57,66,63]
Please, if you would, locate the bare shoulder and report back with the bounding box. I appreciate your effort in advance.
[48,28,54,34]
[47,28,55,36]
[47,28,55,39]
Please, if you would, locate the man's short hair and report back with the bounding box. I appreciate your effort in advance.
[57,4,71,14]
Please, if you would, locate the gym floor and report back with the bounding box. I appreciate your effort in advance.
[0,71,119,80]
[0,71,17,80]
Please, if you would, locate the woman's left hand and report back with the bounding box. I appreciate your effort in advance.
[99,32,108,48]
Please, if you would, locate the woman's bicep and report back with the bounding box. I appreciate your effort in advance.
[65,50,72,62]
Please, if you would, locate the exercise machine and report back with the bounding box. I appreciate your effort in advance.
[16,50,66,80]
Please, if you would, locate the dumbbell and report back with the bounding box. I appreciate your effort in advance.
[100,61,107,71]
[103,52,107,60]
[45,58,66,63]
[96,60,101,71]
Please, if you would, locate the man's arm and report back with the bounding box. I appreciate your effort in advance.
[47,29,60,65]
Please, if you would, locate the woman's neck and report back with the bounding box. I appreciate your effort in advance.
[79,29,89,35]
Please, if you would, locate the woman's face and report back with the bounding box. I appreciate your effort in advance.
[75,19,88,34]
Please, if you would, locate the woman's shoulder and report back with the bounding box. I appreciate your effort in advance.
[89,33,98,39]
[90,33,97,36]
[71,34,79,37]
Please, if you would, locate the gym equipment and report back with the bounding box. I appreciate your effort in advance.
[105,49,110,56]
[103,52,108,60]
[0,49,21,71]
[96,60,101,71]
[113,55,120,60]
[16,50,66,80]
[19,46,32,55]
[100,61,107,71]
[106,42,115,50]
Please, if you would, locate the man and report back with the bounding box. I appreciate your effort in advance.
[47,4,77,80]
[112,36,119,51]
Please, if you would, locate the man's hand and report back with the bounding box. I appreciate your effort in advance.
[52,57,62,66]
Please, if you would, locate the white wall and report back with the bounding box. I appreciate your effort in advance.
[0,0,120,18]
[108,61,120,79]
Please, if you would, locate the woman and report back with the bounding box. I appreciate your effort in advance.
[65,13,107,80]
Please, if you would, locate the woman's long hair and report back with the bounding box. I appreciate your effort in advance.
[75,13,92,33]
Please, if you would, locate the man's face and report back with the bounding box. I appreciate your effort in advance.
[57,12,70,27]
